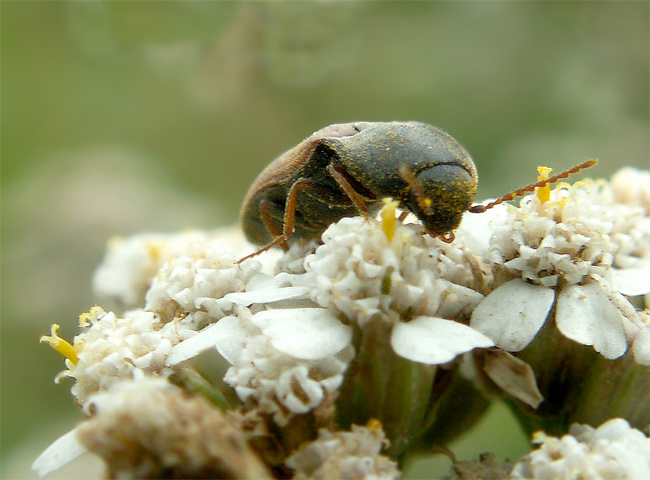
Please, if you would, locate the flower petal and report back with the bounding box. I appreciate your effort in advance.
[212,316,249,363]
[470,279,555,351]
[483,350,543,408]
[632,326,650,366]
[454,203,506,257]
[556,282,627,359]
[221,287,309,306]
[32,428,88,478]
[437,283,484,319]
[390,316,494,364]
[252,308,352,360]
[166,317,242,366]
[609,261,650,296]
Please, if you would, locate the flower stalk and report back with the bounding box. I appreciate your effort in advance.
[511,308,649,435]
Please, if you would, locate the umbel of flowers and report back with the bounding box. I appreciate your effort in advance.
[470,170,650,435]
[36,167,650,479]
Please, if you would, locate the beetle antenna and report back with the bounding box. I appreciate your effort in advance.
[468,159,598,214]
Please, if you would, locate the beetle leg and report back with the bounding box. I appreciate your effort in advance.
[238,177,319,263]
[282,176,317,240]
[326,164,369,217]
[399,165,433,214]
[259,199,288,250]
[438,231,455,243]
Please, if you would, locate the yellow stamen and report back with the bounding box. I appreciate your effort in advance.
[573,178,595,189]
[146,242,163,263]
[381,198,398,242]
[40,324,78,365]
[366,418,383,430]
[79,305,107,327]
[536,166,552,204]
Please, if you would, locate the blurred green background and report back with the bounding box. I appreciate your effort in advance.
[2,1,648,478]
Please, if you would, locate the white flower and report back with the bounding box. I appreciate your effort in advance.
[217,307,354,425]
[32,428,88,479]
[93,227,279,311]
[610,167,650,309]
[285,421,401,480]
[195,209,495,425]
[143,241,263,322]
[32,378,179,478]
[49,306,198,406]
[611,167,650,215]
[47,237,315,417]
[511,418,650,479]
[93,230,213,310]
[471,179,650,360]
[291,214,493,364]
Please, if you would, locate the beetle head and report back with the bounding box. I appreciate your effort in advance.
[402,162,477,236]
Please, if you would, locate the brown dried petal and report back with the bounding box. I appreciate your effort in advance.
[483,350,543,408]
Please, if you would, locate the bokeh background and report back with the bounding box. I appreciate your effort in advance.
[2,1,648,478]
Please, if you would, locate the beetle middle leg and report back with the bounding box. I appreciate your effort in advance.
[326,163,370,217]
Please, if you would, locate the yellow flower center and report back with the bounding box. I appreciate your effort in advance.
[366,418,383,430]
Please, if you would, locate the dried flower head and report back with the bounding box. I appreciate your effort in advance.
[285,421,400,480]
[77,378,271,479]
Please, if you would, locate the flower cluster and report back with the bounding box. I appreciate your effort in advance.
[219,308,355,425]
[471,178,650,360]
[511,418,650,479]
[50,307,189,406]
[92,227,272,310]
[292,214,494,364]
[43,237,272,407]
[35,166,650,479]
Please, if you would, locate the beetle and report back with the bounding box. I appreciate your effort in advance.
[239,121,595,261]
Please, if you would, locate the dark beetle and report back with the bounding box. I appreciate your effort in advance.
[240,121,596,259]
[240,121,477,254]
